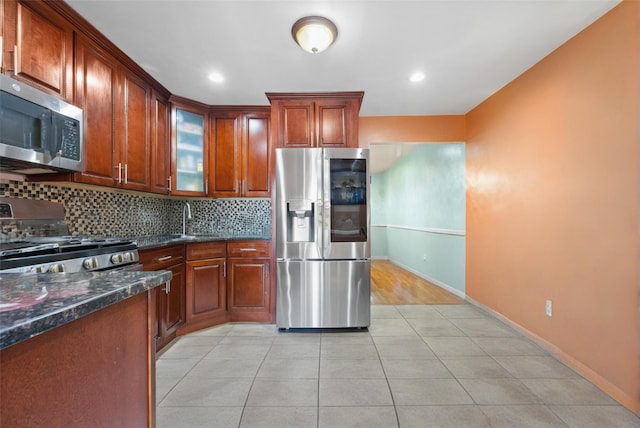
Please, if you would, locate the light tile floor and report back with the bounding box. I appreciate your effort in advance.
[156,304,640,428]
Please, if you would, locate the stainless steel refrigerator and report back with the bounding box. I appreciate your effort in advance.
[275,147,370,329]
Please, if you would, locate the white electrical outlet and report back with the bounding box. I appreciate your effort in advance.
[423,254,427,262]
[545,300,553,317]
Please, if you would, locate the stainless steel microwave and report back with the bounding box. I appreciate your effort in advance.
[0,74,83,174]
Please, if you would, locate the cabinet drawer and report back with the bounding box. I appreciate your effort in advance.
[139,245,185,270]
[227,240,270,258]
[187,241,226,260]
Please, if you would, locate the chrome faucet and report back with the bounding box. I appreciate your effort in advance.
[182,202,192,235]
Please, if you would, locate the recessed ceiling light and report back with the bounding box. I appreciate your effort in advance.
[409,72,426,83]
[208,72,224,83]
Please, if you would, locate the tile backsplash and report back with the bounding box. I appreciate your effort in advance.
[0,180,271,238]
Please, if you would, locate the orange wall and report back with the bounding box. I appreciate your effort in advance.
[359,115,466,146]
[466,1,639,414]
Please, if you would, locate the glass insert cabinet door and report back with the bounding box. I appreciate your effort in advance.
[175,108,204,192]
[329,158,367,243]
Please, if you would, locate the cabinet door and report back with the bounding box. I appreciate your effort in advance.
[149,287,161,349]
[8,1,73,100]
[186,258,226,323]
[267,93,363,149]
[163,262,185,341]
[316,98,359,148]
[118,72,150,191]
[243,112,271,196]
[172,104,207,195]
[74,34,117,186]
[149,90,171,194]
[275,100,314,148]
[210,111,241,196]
[227,258,270,322]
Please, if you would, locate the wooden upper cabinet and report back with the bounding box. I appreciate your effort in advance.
[171,99,209,196]
[74,34,118,187]
[116,71,150,191]
[2,1,73,100]
[209,107,271,197]
[273,101,314,148]
[149,90,171,194]
[209,109,241,196]
[317,100,355,147]
[75,34,151,190]
[244,111,271,196]
[267,92,363,148]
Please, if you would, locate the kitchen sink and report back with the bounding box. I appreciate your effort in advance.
[167,233,197,240]
[165,233,222,240]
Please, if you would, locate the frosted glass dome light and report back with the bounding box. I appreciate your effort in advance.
[292,16,338,54]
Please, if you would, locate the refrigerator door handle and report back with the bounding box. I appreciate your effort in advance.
[317,198,324,254]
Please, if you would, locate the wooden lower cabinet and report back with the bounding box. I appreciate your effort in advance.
[0,292,155,428]
[142,240,273,342]
[162,263,185,347]
[182,241,229,333]
[139,245,185,350]
[227,240,271,322]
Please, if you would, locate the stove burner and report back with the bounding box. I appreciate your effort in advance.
[0,237,139,274]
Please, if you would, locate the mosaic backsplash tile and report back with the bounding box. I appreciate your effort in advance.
[0,180,271,239]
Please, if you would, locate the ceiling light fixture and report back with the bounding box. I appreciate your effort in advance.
[208,72,225,83]
[292,16,338,54]
[409,72,426,83]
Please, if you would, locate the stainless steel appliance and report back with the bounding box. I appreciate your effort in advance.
[0,198,138,274]
[0,74,83,173]
[275,148,370,329]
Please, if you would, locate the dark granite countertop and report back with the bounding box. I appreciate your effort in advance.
[0,269,171,350]
[134,233,271,250]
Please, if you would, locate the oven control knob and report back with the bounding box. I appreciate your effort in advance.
[83,257,99,270]
[122,252,131,262]
[36,266,47,273]
[48,263,66,273]
[111,254,123,264]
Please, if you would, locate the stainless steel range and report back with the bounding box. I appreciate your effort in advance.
[0,198,139,274]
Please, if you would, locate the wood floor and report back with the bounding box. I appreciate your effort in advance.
[371,260,464,305]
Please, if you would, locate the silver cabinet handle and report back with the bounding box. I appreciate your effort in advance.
[223,261,226,277]
[156,255,172,262]
[116,163,122,183]
[124,163,128,184]
[239,248,257,252]
[0,36,3,71]
[162,280,171,294]
[167,176,172,192]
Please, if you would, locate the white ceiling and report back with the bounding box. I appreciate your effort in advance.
[65,0,619,117]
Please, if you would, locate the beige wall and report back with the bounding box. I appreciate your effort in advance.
[466,1,639,414]
[359,115,466,146]
[359,1,639,414]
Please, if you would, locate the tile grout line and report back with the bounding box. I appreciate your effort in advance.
[369,320,401,428]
